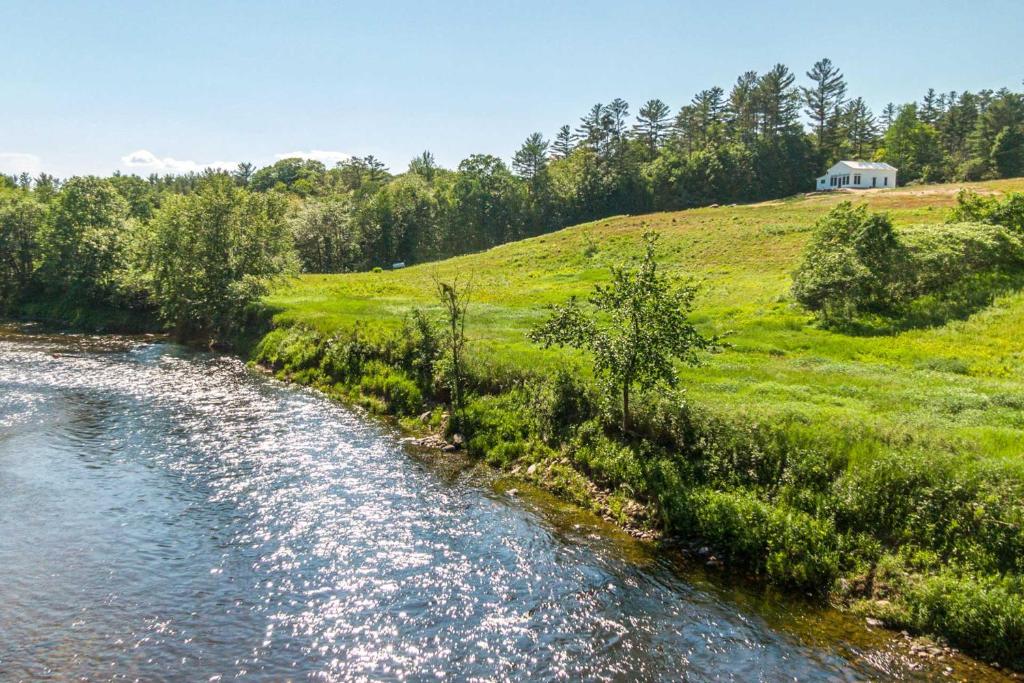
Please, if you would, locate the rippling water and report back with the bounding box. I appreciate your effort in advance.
[0,329,1005,681]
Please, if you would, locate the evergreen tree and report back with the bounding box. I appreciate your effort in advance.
[756,64,801,138]
[921,88,940,124]
[632,99,672,154]
[842,97,878,159]
[512,133,550,182]
[880,103,898,131]
[726,71,760,141]
[408,151,438,181]
[551,125,575,159]
[801,58,847,154]
[233,162,255,186]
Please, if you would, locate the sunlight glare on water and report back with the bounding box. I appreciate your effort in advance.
[0,331,997,681]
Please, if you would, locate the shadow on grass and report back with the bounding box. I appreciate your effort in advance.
[827,269,1024,337]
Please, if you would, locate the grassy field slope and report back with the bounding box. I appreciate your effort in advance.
[267,178,1024,472]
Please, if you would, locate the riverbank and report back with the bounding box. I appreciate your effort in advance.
[255,179,1024,671]
[2,325,1015,680]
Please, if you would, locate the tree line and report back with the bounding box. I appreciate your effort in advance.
[2,59,1023,336]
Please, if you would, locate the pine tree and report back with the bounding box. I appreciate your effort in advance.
[512,133,550,181]
[757,64,801,138]
[632,99,672,154]
[880,103,898,132]
[801,58,847,153]
[576,103,608,150]
[726,71,760,140]
[842,97,878,159]
[551,125,575,159]
[921,88,940,124]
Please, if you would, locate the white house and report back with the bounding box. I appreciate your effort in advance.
[816,161,897,191]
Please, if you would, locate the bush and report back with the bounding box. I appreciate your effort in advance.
[900,571,1024,668]
[691,488,839,591]
[460,392,541,467]
[791,202,908,323]
[949,189,1024,234]
[358,361,422,415]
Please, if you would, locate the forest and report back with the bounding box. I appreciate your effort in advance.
[2,60,1023,331]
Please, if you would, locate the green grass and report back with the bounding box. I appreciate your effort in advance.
[266,178,1024,471]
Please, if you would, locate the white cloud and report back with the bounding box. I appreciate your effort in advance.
[0,152,42,176]
[120,149,237,175]
[274,149,351,166]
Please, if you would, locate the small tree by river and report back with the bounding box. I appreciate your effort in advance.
[434,277,471,430]
[530,231,715,432]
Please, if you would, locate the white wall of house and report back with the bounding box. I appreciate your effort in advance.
[816,161,897,191]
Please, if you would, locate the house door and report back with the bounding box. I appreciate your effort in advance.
[872,177,877,187]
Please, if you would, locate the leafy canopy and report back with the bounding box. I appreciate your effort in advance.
[530,231,714,430]
[147,173,295,341]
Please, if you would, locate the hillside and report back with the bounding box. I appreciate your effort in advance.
[266,178,1024,471]
[258,178,1024,668]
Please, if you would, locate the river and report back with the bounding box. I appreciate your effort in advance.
[0,328,1007,681]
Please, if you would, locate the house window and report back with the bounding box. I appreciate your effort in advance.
[830,176,836,187]
[884,177,888,186]
[854,174,861,185]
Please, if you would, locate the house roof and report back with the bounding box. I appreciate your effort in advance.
[833,160,897,171]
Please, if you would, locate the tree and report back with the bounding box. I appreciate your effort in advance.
[530,231,714,431]
[443,154,525,252]
[576,103,609,151]
[726,70,760,141]
[801,58,847,155]
[233,162,255,186]
[512,132,550,182]
[842,97,879,159]
[0,193,45,310]
[992,125,1024,178]
[880,103,898,132]
[757,64,802,139]
[289,197,361,273]
[792,202,908,323]
[408,151,438,181]
[37,176,131,305]
[434,277,471,429]
[249,157,326,194]
[147,173,295,341]
[633,99,672,155]
[551,125,575,159]
[881,104,943,182]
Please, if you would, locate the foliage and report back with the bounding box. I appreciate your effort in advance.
[531,231,715,430]
[792,203,908,323]
[36,176,132,306]
[949,189,1024,233]
[147,173,295,341]
[434,278,471,427]
[0,192,46,310]
[289,196,361,272]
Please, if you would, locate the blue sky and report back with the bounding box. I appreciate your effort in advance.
[1,0,1021,178]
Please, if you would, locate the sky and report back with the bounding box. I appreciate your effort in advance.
[1,0,1022,178]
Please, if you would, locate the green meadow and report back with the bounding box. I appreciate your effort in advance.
[266,178,1024,471]
[257,178,1024,667]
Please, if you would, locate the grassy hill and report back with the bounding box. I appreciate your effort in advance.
[258,178,1024,667]
[267,178,1024,469]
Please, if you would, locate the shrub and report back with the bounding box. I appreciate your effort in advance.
[531,367,595,441]
[900,570,1024,669]
[949,189,1024,234]
[691,488,839,591]
[320,325,375,383]
[460,392,540,467]
[358,361,422,415]
[791,202,908,323]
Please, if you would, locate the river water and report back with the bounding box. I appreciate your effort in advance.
[0,329,1007,681]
